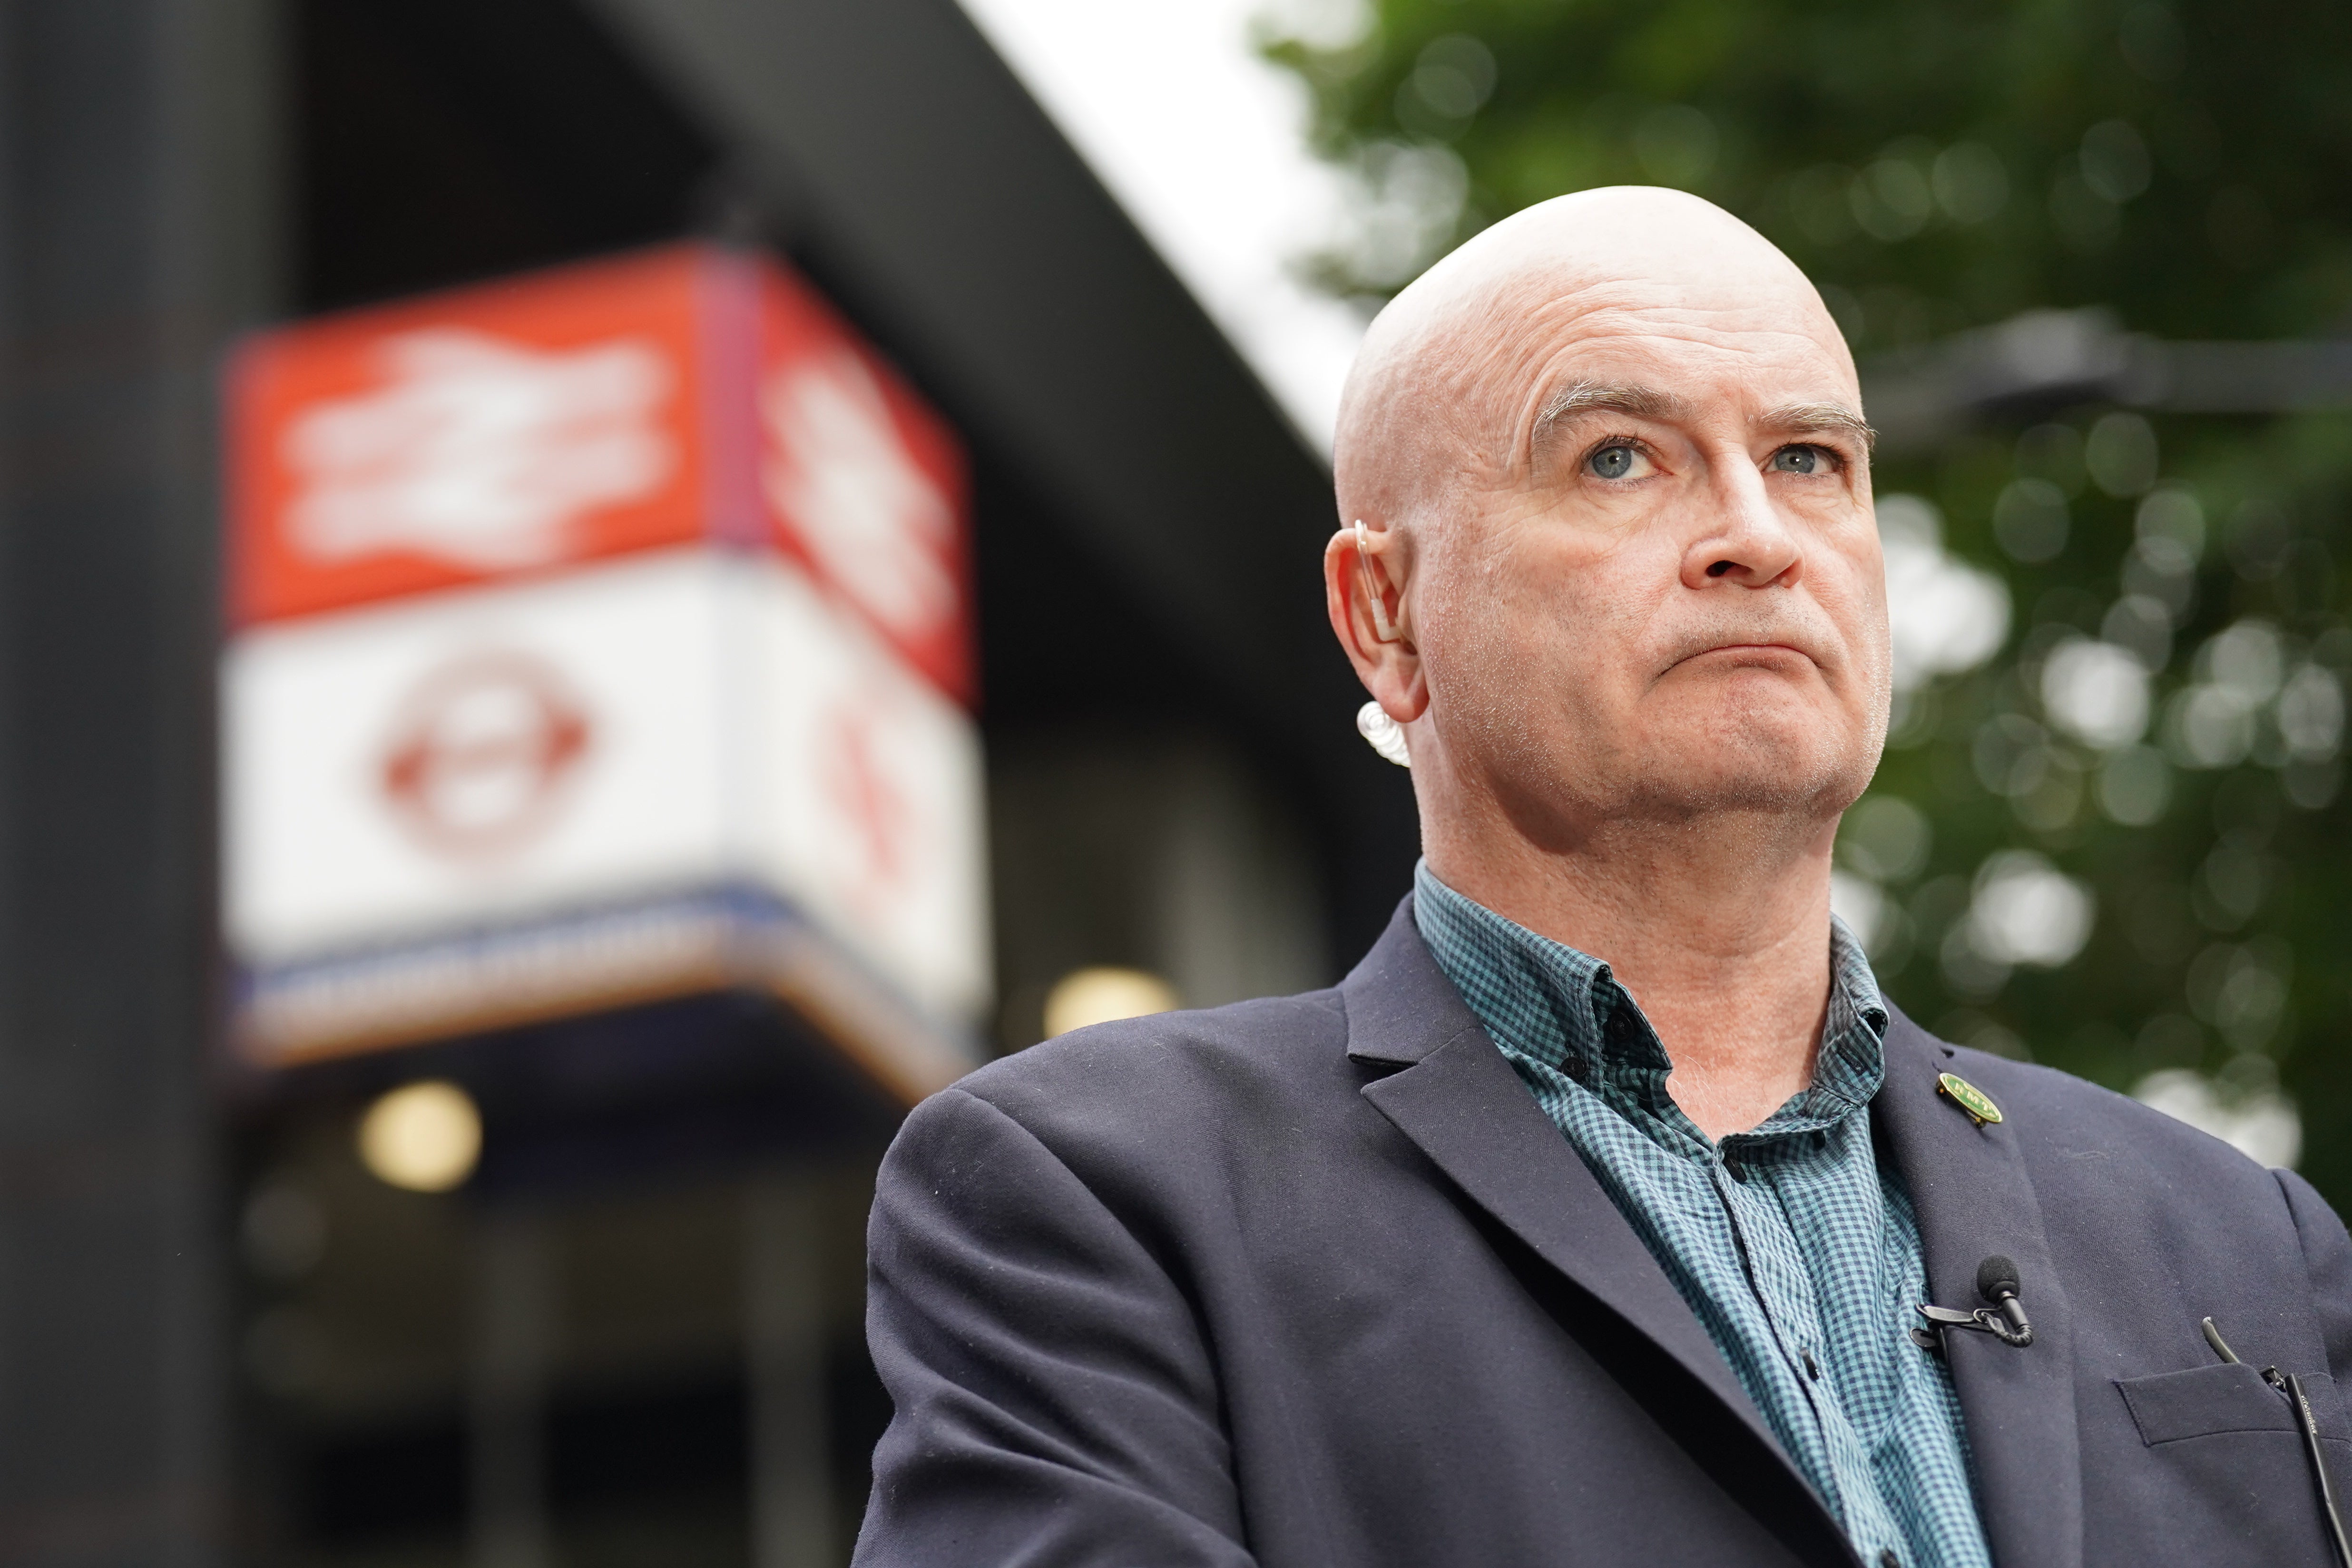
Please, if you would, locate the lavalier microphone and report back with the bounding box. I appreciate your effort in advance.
[1912,1255,2034,1350]
[1976,1255,2032,1344]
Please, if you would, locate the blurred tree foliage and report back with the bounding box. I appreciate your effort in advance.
[1264,0,2352,1205]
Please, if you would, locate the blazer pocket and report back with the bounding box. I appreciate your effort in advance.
[2117,1363,2352,1446]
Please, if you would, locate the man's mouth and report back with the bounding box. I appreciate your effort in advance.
[1669,641,1817,672]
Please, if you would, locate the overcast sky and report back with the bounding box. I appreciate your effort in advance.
[953,0,1372,451]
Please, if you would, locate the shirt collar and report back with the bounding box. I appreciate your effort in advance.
[1411,859,1890,1132]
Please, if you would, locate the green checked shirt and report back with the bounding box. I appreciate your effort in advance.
[1413,862,1990,1568]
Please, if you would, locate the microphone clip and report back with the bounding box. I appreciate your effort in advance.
[1911,1254,2035,1352]
[1911,1302,2033,1350]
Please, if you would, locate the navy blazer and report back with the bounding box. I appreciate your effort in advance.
[855,900,2352,1567]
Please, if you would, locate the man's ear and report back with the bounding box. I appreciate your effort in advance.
[1323,520,1429,723]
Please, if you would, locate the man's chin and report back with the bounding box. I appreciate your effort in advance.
[1622,733,1870,820]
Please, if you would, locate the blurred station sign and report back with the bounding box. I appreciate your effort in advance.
[221,245,988,1099]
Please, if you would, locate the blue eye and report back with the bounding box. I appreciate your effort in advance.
[1589,445,1636,480]
[1772,445,1825,474]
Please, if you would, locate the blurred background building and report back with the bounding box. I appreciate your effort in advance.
[3,0,2349,1563]
[0,0,1416,1563]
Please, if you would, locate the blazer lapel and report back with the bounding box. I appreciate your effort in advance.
[1876,1008,2083,1568]
[1341,901,1855,1566]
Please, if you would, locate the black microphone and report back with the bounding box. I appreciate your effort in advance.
[1977,1255,2033,1346]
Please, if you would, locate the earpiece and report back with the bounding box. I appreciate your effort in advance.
[1354,521,1401,644]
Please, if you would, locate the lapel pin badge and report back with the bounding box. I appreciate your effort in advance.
[1937,1072,2002,1128]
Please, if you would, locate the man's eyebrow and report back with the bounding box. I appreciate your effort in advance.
[1529,382,1880,459]
[1757,402,1878,454]
[1529,381,1696,452]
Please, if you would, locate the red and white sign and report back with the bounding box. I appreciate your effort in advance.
[221,245,989,1056]
[225,243,975,706]
[227,248,717,625]
[224,549,990,1025]
[378,650,596,860]
[757,265,972,703]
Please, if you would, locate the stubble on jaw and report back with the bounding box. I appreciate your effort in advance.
[1421,523,1883,851]
[1471,691,1875,862]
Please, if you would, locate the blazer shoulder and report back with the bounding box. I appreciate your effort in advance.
[941,986,1352,1132]
[1939,1041,2287,1186]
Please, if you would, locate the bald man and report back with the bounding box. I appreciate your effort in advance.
[853,190,2352,1568]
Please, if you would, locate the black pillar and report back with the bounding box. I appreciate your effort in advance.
[0,0,281,1559]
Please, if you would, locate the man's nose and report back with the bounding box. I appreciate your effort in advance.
[1680,462,1802,589]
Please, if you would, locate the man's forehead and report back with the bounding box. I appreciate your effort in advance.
[1515,276,1854,383]
[1435,268,1858,449]
[1333,188,1855,508]
[1503,316,1861,461]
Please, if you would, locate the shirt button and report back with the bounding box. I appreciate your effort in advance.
[1803,1350,1823,1381]
[1726,1158,1751,1184]
[1880,1552,1901,1568]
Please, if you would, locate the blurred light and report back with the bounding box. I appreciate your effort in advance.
[1331,138,1469,289]
[2225,499,2290,580]
[2283,758,2342,811]
[1930,142,2008,225]
[2195,840,2271,930]
[2041,637,2150,749]
[2198,618,2284,703]
[1838,795,1931,883]
[2013,422,2086,493]
[1830,873,1914,968]
[358,1080,481,1192]
[2099,594,2173,671]
[1878,495,2010,692]
[1411,34,1496,120]
[1829,872,1885,944]
[2135,485,2206,559]
[2122,541,2197,624]
[2164,684,2254,769]
[1973,712,2053,799]
[1043,967,1179,1039]
[2133,1067,2299,1168]
[2078,120,2151,205]
[2097,745,2172,825]
[2010,756,2086,834]
[2187,938,2293,1038]
[1968,851,2093,969]
[1850,157,1931,241]
[1992,478,2068,562]
[2083,411,2157,497]
[2277,665,2345,762]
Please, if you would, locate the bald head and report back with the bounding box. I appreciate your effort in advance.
[1323,181,1889,875]
[1333,186,1857,531]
